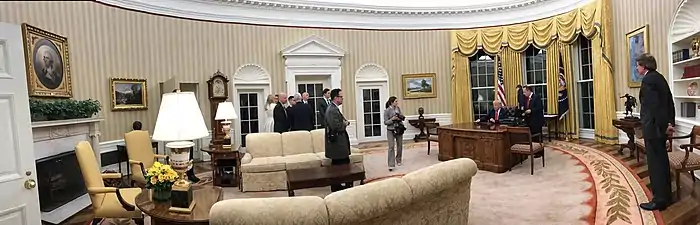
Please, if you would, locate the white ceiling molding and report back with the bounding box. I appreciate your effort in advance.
[355,63,388,82]
[96,0,595,29]
[669,0,700,43]
[233,64,271,85]
[281,35,345,57]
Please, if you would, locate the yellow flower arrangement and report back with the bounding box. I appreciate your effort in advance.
[144,161,178,191]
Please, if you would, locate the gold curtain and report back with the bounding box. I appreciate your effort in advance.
[451,51,473,124]
[592,0,618,144]
[450,2,598,55]
[558,42,580,138]
[545,44,560,115]
[500,48,523,106]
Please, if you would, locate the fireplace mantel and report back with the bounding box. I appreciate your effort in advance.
[32,117,103,224]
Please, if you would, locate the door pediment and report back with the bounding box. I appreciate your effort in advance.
[281,35,345,57]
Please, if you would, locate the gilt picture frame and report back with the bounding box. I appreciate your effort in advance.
[626,25,650,88]
[402,73,437,99]
[110,78,148,111]
[21,23,73,98]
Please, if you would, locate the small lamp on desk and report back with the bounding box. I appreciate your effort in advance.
[215,101,238,150]
[152,91,209,213]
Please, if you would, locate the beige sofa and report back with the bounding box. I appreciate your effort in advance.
[210,158,478,225]
[241,129,364,192]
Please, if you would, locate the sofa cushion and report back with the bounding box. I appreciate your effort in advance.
[241,156,286,173]
[281,131,315,155]
[246,133,283,158]
[310,129,326,153]
[316,152,363,166]
[210,196,329,225]
[402,158,477,199]
[324,178,413,225]
[283,153,322,170]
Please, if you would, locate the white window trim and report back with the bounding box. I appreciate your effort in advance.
[521,48,548,112]
[572,39,595,138]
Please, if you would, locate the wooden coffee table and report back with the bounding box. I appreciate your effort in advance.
[135,186,223,225]
[286,164,365,196]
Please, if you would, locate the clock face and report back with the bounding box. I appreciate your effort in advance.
[213,79,225,97]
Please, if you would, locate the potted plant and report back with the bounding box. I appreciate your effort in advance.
[144,162,178,201]
[29,98,101,121]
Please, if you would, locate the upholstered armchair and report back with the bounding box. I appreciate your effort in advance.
[124,130,168,187]
[75,141,143,224]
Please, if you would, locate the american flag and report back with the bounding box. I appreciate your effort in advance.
[496,55,507,105]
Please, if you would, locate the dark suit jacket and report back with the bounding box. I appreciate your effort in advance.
[517,88,525,108]
[639,70,675,139]
[521,93,544,134]
[318,98,330,128]
[324,103,350,159]
[290,101,315,131]
[273,102,290,133]
[481,107,508,122]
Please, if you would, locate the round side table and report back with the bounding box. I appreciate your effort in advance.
[135,186,223,225]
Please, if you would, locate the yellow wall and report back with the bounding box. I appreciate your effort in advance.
[612,0,682,110]
[0,1,452,141]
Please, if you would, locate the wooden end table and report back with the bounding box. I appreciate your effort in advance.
[543,114,559,141]
[612,118,641,156]
[201,145,242,191]
[135,186,223,225]
[286,164,365,196]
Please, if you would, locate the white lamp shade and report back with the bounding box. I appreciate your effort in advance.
[215,102,238,120]
[152,92,209,142]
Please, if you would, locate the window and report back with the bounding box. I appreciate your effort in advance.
[361,88,382,137]
[469,51,495,121]
[524,46,548,112]
[239,92,260,147]
[576,38,594,129]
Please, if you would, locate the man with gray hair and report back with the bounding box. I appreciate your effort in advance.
[273,92,291,133]
[476,100,506,123]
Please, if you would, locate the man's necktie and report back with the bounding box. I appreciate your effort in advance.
[495,109,499,121]
[526,97,530,109]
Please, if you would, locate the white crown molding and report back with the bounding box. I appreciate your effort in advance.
[233,63,271,84]
[281,35,345,57]
[355,63,389,82]
[96,0,594,29]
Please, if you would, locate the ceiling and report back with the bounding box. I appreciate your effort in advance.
[98,0,594,29]
[267,0,522,8]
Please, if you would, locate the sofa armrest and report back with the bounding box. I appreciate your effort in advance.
[241,153,253,164]
[351,147,362,154]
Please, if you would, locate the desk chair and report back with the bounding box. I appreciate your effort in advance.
[668,126,700,199]
[507,127,545,175]
[124,130,168,187]
[75,141,143,225]
[426,122,439,155]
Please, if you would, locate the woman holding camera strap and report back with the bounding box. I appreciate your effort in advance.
[384,96,405,171]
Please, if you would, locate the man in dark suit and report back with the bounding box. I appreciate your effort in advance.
[325,88,352,192]
[318,88,331,128]
[638,53,675,211]
[477,100,507,123]
[290,92,315,131]
[273,93,291,133]
[521,86,544,158]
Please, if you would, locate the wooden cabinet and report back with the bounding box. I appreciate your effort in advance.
[437,123,512,173]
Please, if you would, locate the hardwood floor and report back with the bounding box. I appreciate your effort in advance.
[55,139,700,225]
[573,139,700,225]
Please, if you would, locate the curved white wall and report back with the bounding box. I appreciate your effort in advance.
[97,0,594,29]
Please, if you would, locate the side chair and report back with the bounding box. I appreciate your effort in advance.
[507,126,545,175]
[669,125,700,199]
[124,130,169,187]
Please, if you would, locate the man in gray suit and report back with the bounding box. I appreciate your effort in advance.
[325,88,352,192]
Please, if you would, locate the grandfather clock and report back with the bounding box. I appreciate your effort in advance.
[207,70,229,147]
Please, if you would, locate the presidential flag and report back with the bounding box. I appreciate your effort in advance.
[557,52,569,120]
[496,55,507,105]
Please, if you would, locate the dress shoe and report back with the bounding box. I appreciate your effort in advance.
[639,202,668,211]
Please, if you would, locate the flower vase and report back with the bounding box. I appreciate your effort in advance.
[152,187,172,202]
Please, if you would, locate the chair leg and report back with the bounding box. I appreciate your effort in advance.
[541,150,545,167]
[530,155,534,175]
[692,171,696,182]
[676,171,681,200]
[427,141,431,155]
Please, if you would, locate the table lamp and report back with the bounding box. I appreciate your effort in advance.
[215,101,238,149]
[152,91,209,213]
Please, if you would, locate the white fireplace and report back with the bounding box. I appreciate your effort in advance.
[32,118,102,224]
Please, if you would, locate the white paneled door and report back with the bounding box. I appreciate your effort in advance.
[357,83,388,142]
[0,23,42,225]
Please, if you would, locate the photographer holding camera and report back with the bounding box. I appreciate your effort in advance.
[384,96,406,171]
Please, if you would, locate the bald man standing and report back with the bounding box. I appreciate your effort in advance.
[273,92,291,133]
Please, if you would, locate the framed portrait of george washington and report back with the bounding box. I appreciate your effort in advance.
[22,23,73,98]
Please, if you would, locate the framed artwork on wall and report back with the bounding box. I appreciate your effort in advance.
[21,23,73,98]
[110,78,148,111]
[402,73,437,99]
[626,25,649,88]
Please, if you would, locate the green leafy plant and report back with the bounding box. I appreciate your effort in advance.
[29,98,101,122]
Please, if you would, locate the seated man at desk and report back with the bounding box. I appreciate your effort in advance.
[476,100,508,123]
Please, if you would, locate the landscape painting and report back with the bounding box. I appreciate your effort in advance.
[402,73,437,99]
[110,78,147,111]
